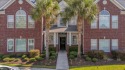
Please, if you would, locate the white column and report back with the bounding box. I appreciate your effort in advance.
[56,33,58,44]
[69,32,71,46]
[44,33,46,47]
[54,33,56,47]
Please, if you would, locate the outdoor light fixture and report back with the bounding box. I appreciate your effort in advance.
[104,36,106,39]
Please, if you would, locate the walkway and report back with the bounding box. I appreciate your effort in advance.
[19,67,55,70]
[56,51,69,70]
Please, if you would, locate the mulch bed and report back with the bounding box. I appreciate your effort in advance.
[69,58,125,66]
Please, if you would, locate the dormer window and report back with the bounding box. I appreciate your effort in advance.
[60,17,67,27]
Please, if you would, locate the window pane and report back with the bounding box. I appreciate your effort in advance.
[60,18,66,26]
[28,39,34,52]
[99,39,110,52]
[72,35,77,44]
[16,10,26,28]
[16,39,26,52]
[91,18,97,29]
[7,15,14,28]
[28,15,35,28]
[91,39,97,50]
[7,39,14,52]
[112,39,118,50]
[112,15,118,29]
[99,16,110,28]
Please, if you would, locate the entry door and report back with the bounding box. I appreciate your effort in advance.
[60,37,66,50]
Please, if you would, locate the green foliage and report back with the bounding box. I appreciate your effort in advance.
[69,55,75,59]
[3,58,14,62]
[29,58,36,62]
[85,57,91,61]
[50,56,56,60]
[2,55,10,59]
[22,55,27,59]
[87,50,104,59]
[69,46,78,52]
[111,50,120,60]
[24,58,29,61]
[29,49,40,58]
[16,54,23,58]
[49,47,56,52]
[70,51,77,57]
[0,54,4,59]
[35,56,43,61]
[92,58,98,62]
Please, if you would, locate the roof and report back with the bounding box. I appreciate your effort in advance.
[115,0,125,9]
[0,0,10,10]
[49,25,77,32]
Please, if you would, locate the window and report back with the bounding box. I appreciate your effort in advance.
[16,10,26,28]
[7,39,14,52]
[28,15,35,28]
[60,17,66,27]
[99,10,110,29]
[72,35,77,44]
[15,39,26,52]
[91,18,97,29]
[7,15,14,28]
[49,34,54,44]
[28,39,35,52]
[91,39,97,50]
[99,39,110,52]
[112,15,118,29]
[112,39,118,50]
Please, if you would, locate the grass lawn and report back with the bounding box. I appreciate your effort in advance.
[70,65,125,70]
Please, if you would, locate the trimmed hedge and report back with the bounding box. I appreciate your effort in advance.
[69,46,78,52]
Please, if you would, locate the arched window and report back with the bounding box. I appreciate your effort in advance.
[16,10,26,28]
[99,10,110,29]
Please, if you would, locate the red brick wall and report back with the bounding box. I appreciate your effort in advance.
[0,0,43,54]
[83,0,125,53]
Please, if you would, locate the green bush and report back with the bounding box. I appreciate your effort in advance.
[40,54,45,58]
[24,58,29,61]
[2,55,10,59]
[29,49,40,58]
[16,54,23,58]
[111,50,120,60]
[50,51,56,56]
[85,57,91,61]
[119,51,125,61]
[50,56,56,60]
[3,58,13,62]
[69,46,78,52]
[49,46,56,52]
[70,51,77,57]
[29,58,36,62]
[87,50,104,59]
[35,56,43,61]
[22,55,27,59]
[0,54,4,59]
[69,55,75,59]
[92,58,98,62]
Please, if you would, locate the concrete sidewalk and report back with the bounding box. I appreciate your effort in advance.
[19,67,55,70]
[56,51,69,70]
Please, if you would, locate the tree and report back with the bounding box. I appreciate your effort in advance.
[62,0,98,57]
[31,0,60,59]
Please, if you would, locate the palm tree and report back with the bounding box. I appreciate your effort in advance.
[31,0,60,59]
[62,0,98,57]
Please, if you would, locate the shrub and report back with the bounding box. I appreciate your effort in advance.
[29,49,40,58]
[119,51,125,61]
[70,51,77,57]
[111,50,120,60]
[2,55,10,59]
[24,58,29,61]
[50,51,56,56]
[87,50,104,59]
[69,46,78,52]
[35,56,43,61]
[49,46,56,52]
[14,58,19,62]
[92,58,98,62]
[16,54,23,58]
[0,54,4,59]
[29,58,36,62]
[50,56,56,60]
[69,55,75,59]
[3,58,13,62]
[85,57,91,61]
[40,54,45,58]
[22,55,27,59]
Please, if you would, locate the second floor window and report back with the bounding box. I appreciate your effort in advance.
[7,15,14,28]
[60,17,66,27]
[99,10,110,29]
[16,10,26,28]
[28,15,35,28]
[112,15,118,29]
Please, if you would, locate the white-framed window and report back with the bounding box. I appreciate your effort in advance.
[7,15,14,28]
[15,39,26,52]
[72,35,77,44]
[7,39,14,52]
[112,15,118,29]
[99,39,110,52]
[91,18,98,29]
[28,15,35,28]
[16,10,26,28]
[99,10,110,29]
[59,17,67,27]
[28,39,35,52]
[111,39,118,50]
[91,39,97,50]
[49,33,54,44]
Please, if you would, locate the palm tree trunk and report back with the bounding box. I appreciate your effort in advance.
[78,32,81,58]
[46,28,49,60]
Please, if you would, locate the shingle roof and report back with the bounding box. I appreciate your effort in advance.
[115,0,125,9]
[49,25,77,32]
[0,0,10,10]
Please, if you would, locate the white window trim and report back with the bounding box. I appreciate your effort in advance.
[7,39,14,52]
[99,39,110,52]
[15,39,26,52]
[7,15,14,28]
[28,39,35,52]
[112,15,118,29]
[28,15,35,28]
